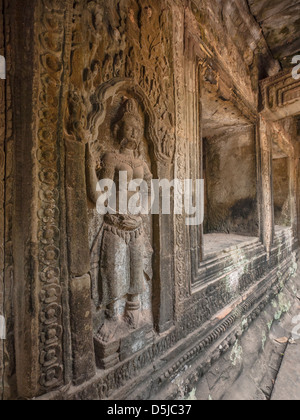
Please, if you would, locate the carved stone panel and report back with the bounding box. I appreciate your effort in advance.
[4,0,299,402]
[67,0,177,367]
[70,0,176,162]
[2,0,14,400]
[86,83,157,367]
[172,2,190,308]
[261,70,300,121]
[259,117,274,254]
[0,0,5,400]
[36,0,71,393]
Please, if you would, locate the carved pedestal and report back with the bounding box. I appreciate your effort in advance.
[94,338,120,370]
[94,323,154,370]
[119,324,154,362]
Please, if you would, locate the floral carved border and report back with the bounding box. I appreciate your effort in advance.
[36,0,73,391]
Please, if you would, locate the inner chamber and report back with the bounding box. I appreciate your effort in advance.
[201,76,259,259]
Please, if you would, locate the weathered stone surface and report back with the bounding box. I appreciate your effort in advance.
[271,342,300,400]
[204,126,258,236]
[70,275,95,385]
[0,0,5,402]
[1,0,300,401]
[260,70,300,121]
[273,157,291,227]
[248,0,300,67]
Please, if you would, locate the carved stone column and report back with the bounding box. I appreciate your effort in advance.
[0,0,5,400]
[2,0,14,400]
[172,3,191,312]
[65,138,95,384]
[9,0,40,399]
[289,157,298,240]
[10,0,95,399]
[297,160,300,243]
[260,71,300,248]
[259,117,274,254]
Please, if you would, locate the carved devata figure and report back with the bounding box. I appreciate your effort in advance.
[86,98,153,344]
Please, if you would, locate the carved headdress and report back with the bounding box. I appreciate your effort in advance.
[119,98,143,127]
[113,98,144,154]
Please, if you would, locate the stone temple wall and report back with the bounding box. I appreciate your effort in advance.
[0,0,299,400]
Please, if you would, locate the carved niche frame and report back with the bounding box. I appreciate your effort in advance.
[183,9,261,292]
[87,78,176,335]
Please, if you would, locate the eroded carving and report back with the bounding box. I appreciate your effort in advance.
[0,0,5,399]
[5,0,300,402]
[86,97,153,364]
[35,0,73,391]
[261,69,300,120]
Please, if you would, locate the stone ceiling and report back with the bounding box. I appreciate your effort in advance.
[202,77,252,138]
[248,0,300,68]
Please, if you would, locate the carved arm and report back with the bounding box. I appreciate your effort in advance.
[86,143,101,204]
[86,145,116,205]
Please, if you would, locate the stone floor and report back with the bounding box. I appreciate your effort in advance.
[270,253,300,401]
[203,226,291,259]
[203,233,258,258]
[271,339,300,400]
[188,261,300,401]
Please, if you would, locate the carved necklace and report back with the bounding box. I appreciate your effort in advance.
[114,151,143,169]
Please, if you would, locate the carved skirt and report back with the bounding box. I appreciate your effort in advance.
[99,215,145,305]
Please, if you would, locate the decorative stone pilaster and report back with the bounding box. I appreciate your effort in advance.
[12,0,84,398]
[259,117,274,255]
[0,0,5,400]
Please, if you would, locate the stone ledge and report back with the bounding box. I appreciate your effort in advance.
[260,69,300,120]
[36,242,298,400]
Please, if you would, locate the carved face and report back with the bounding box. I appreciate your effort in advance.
[128,9,135,23]
[145,6,152,19]
[121,116,143,150]
[94,11,103,30]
